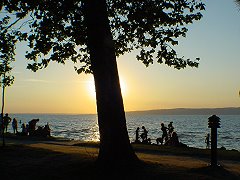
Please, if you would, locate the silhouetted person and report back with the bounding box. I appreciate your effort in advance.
[3,113,11,133]
[140,126,148,143]
[35,126,43,136]
[26,124,29,134]
[168,121,174,137]
[28,119,39,136]
[135,127,140,143]
[167,131,179,146]
[205,133,210,149]
[43,123,51,137]
[21,123,28,136]
[161,123,168,143]
[12,118,18,134]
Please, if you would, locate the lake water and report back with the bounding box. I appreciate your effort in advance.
[8,113,240,151]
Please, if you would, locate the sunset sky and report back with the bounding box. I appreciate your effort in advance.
[3,0,240,114]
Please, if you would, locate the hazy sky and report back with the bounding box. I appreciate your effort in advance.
[3,0,240,114]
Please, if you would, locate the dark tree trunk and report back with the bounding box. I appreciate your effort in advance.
[84,0,139,166]
[1,75,5,146]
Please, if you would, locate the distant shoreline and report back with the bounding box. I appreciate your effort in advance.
[8,107,240,115]
[127,107,240,115]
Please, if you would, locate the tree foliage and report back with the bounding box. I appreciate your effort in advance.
[0,60,14,87]
[236,0,240,7]
[0,0,205,73]
[0,16,15,87]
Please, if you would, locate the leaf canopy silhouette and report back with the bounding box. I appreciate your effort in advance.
[0,0,205,73]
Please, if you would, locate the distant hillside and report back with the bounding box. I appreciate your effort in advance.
[127,107,240,115]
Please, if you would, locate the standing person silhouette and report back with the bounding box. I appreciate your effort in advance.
[205,133,210,149]
[3,113,11,133]
[12,118,18,134]
[140,126,148,143]
[168,121,174,137]
[135,127,140,143]
[161,123,168,143]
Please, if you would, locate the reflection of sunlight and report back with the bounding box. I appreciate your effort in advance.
[91,131,100,142]
[87,78,127,98]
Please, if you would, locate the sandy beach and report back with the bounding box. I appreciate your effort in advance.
[1,136,240,180]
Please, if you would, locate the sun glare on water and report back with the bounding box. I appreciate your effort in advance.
[87,78,127,98]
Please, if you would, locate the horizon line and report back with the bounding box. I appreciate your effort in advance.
[7,106,240,115]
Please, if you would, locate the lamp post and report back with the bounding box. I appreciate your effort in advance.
[208,115,221,167]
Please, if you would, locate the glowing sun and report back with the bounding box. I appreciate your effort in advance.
[87,78,127,98]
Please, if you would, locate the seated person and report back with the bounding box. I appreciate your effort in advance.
[28,119,39,136]
[43,123,51,137]
[165,131,179,146]
[21,123,28,136]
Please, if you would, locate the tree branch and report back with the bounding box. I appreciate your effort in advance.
[4,18,21,31]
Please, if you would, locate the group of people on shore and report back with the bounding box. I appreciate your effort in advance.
[135,126,151,144]
[134,121,182,147]
[0,113,51,137]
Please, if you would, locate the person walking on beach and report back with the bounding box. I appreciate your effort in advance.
[205,133,210,149]
[161,123,168,143]
[12,118,18,134]
[3,113,11,133]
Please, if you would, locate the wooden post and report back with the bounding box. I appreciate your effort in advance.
[208,115,221,167]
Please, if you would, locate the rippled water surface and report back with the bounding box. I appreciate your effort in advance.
[10,113,240,150]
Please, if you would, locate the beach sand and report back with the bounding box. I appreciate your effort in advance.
[1,136,240,180]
